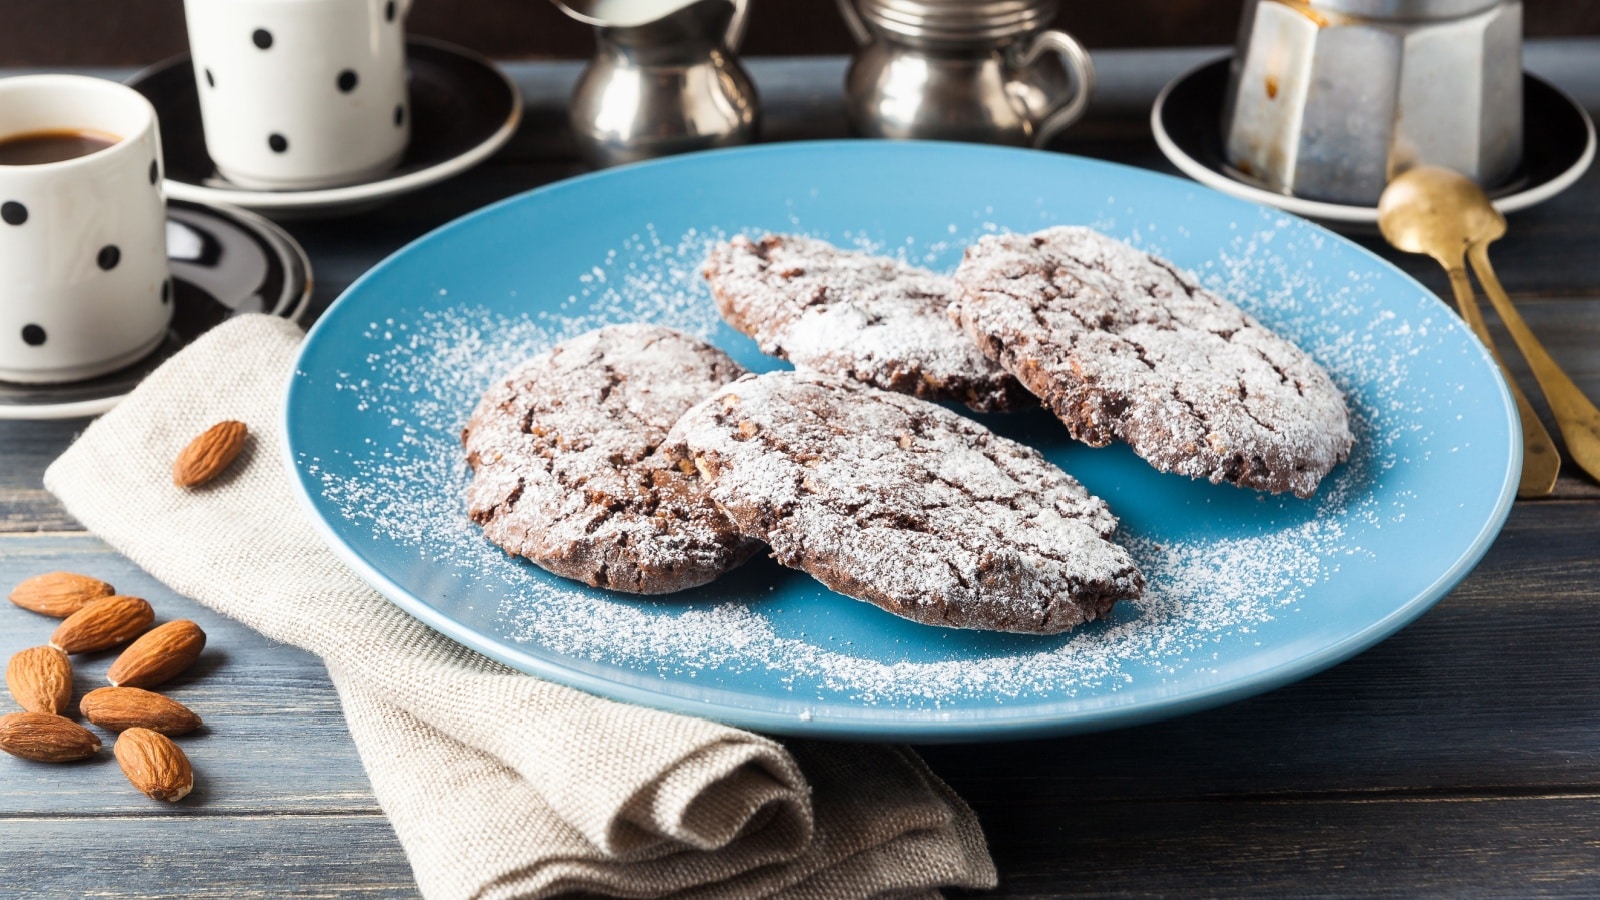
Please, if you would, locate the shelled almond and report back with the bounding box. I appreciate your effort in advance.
[107,619,206,688]
[5,646,72,715]
[114,728,194,802]
[8,571,115,618]
[49,594,154,655]
[81,687,202,736]
[172,420,249,488]
[0,712,101,762]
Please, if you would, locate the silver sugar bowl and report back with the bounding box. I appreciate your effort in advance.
[555,0,759,168]
[837,0,1095,147]
[1222,0,1523,205]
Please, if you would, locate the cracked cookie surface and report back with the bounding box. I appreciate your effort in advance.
[665,370,1143,634]
[952,226,1354,498]
[704,234,1030,412]
[462,324,757,594]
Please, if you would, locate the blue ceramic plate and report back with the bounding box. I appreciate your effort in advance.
[284,141,1518,742]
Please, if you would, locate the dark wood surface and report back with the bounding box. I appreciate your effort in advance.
[3,44,1600,897]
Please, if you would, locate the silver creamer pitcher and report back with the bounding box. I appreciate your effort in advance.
[837,0,1095,147]
[555,0,758,167]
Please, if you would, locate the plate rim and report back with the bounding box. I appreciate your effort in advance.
[129,36,523,212]
[282,139,1522,741]
[0,198,314,421]
[1151,56,1598,225]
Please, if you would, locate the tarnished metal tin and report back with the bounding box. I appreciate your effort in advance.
[1222,0,1522,204]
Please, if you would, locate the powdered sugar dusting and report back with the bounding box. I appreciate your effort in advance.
[302,207,1457,712]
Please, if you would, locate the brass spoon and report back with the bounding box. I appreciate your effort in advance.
[1460,186,1600,487]
[1377,166,1561,498]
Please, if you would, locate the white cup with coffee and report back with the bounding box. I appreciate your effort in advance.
[0,75,172,385]
[183,0,413,190]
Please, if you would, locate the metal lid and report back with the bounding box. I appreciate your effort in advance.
[1307,0,1503,21]
[857,0,1057,44]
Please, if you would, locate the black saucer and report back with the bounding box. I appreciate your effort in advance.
[128,37,522,217]
[0,199,312,419]
[1153,57,1596,226]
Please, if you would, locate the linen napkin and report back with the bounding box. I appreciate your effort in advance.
[44,314,996,900]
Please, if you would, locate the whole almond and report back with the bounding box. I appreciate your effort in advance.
[49,594,154,655]
[81,687,202,736]
[107,619,206,688]
[115,728,194,802]
[173,420,248,488]
[0,711,101,762]
[8,571,115,618]
[5,646,72,715]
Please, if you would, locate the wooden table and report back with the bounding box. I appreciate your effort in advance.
[4,45,1598,896]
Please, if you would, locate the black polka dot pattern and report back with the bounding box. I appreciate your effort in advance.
[205,68,215,88]
[338,70,359,93]
[97,245,120,271]
[394,105,405,127]
[162,280,172,305]
[149,160,159,185]
[253,29,273,50]
[386,1,396,22]
[21,325,45,347]
[1,202,24,226]
[269,133,288,153]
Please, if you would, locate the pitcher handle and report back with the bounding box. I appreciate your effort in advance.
[726,0,751,50]
[1009,29,1095,148]
[835,0,872,45]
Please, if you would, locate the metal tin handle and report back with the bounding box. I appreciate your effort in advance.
[1009,29,1095,148]
[727,0,751,50]
[836,0,873,45]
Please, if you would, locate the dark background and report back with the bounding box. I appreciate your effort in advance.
[3,0,1599,67]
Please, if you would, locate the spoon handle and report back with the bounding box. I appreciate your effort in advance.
[1469,242,1600,486]
[1444,265,1561,498]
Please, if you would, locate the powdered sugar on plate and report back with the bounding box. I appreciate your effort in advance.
[302,208,1453,710]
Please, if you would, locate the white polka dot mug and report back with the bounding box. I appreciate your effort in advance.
[0,75,172,385]
[182,0,412,190]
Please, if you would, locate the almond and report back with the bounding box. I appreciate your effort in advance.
[49,594,154,655]
[81,687,202,736]
[114,728,194,802]
[8,571,115,618]
[107,619,206,688]
[5,646,72,715]
[172,419,248,488]
[0,711,101,762]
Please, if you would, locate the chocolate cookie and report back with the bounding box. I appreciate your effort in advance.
[703,234,1030,412]
[462,324,757,594]
[664,371,1143,634]
[952,226,1354,498]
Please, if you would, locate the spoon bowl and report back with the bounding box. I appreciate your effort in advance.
[1377,166,1504,261]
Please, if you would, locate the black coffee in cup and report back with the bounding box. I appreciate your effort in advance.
[0,129,120,165]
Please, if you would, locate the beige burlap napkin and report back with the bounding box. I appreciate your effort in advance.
[44,314,995,900]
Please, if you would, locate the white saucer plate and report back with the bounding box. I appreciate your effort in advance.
[128,37,522,218]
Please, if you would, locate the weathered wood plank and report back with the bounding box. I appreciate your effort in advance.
[0,418,87,533]
[0,535,377,816]
[972,795,1600,898]
[0,814,413,898]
